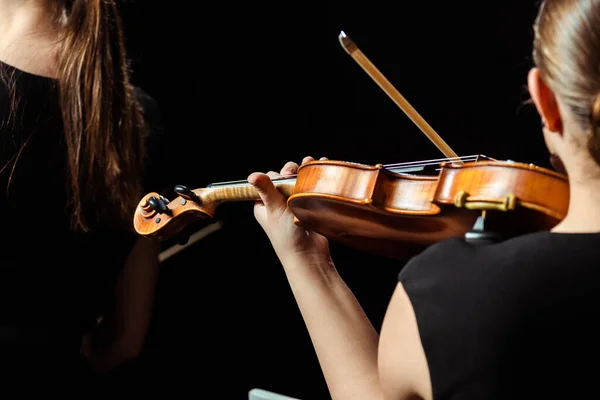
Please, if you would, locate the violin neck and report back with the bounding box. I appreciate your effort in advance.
[204,177,297,203]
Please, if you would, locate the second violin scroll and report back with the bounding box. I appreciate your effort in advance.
[133,156,569,259]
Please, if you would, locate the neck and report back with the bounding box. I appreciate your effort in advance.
[0,0,61,78]
[552,175,600,234]
[0,0,57,36]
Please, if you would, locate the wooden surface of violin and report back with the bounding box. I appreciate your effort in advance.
[133,157,569,259]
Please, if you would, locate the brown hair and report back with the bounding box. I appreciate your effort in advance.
[533,0,600,164]
[53,0,147,231]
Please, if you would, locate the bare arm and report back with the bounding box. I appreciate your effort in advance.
[282,259,430,400]
[249,157,430,400]
[379,284,432,400]
[283,259,382,399]
[81,236,160,372]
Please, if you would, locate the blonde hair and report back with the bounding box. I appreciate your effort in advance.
[533,0,600,163]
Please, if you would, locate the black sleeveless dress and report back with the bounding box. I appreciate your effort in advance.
[0,60,166,395]
[399,231,600,399]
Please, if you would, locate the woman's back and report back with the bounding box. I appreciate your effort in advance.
[400,231,600,398]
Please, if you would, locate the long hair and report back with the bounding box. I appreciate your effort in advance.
[533,0,600,164]
[52,0,147,231]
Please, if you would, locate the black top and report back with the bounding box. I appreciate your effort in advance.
[0,61,166,393]
[399,231,600,399]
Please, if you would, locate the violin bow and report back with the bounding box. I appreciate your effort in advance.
[338,31,462,163]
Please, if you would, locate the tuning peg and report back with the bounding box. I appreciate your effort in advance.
[174,185,202,204]
[147,196,171,215]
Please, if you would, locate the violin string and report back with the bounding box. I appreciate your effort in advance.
[268,155,479,181]
[208,155,486,187]
[382,154,480,168]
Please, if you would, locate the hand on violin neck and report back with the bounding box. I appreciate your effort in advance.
[247,155,327,212]
[247,171,288,215]
[248,157,332,273]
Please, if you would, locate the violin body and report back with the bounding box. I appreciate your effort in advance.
[133,157,569,259]
[286,160,471,258]
[284,159,568,258]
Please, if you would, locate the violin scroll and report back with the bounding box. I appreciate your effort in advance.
[133,188,217,241]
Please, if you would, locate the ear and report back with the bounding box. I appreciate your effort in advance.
[527,68,563,134]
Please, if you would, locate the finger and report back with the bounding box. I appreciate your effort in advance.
[281,161,299,176]
[302,156,315,165]
[252,200,267,225]
[320,157,328,160]
[266,170,283,180]
[248,172,287,212]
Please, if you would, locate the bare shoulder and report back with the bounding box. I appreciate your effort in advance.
[378,283,432,400]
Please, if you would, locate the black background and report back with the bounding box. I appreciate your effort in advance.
[114,1,547,398]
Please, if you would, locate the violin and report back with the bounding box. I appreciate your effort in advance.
[133,32,569,259]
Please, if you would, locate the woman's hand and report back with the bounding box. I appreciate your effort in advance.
[248,156,332,270]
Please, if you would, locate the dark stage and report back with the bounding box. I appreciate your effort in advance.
[114,1,548,398]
